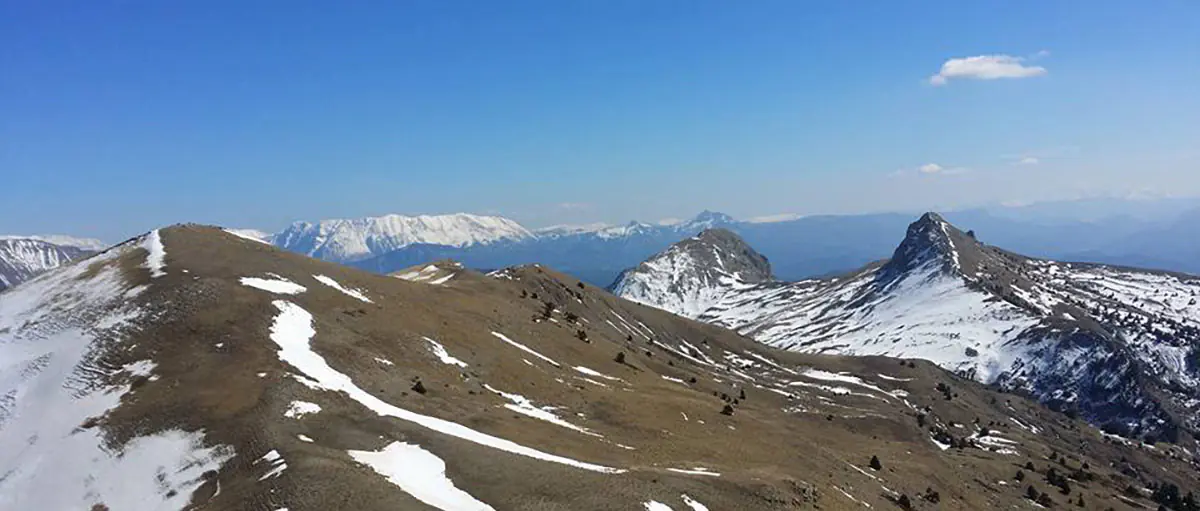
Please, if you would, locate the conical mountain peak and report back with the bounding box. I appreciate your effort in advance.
[886,212,972,276]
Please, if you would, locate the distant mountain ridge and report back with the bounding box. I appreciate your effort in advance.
[0,236,102,291]
[612,214,1200,443]
[271,213,534,262]
[240,205,1200,286]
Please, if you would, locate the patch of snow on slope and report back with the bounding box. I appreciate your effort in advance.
[644,501,674,511]
[313,274,372,303]
[666,467,720,477]
[241,276,307,295]
[483,384,601,437]
[284,401,322,418]
[142,229,167,278]
[257,449,288,480]
[267,301,621,473]
[0,241,233,510]
[349,442,495,511]
[574,366,621,381]
[491,331,561,367]
[681,494,711,511]
[424,337,468,367]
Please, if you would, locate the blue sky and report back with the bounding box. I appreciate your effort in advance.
[3,1,1198,240]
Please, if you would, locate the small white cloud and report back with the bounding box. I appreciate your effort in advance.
[745,213,805,224]
[916,163,968,176]
[1015,157,1040,165]
[930,54,1047,86]
[892,163,968,177]
[656,217,683,226]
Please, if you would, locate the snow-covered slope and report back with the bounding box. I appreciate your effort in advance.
[612,229,772,319]
[617,213,1200,442]
[0,237,98,291]
[0,233,233,509]
[272,213,534,262]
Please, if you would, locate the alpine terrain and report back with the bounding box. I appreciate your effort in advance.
[271,213,534,263]
[3,225,1196,509]
[614,214,1200,447]
[0,235,104,292]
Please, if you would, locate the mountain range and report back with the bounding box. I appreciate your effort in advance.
[3,224,1197,510]
[0,235,105,291]
[226,207,1200,287]
[613,214,1200,445]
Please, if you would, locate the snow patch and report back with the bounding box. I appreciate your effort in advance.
[284,401,322,418]
[425,337,468,368]
[491,331,561,367]
[314,274,372,303]
[349,441,495,511]
[142,229,167,278]
[266,301,621,472]
[241,276,307,295]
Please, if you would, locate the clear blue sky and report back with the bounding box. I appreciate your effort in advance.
[3,1,1198,240]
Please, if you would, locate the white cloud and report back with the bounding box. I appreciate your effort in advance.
[929,54,1047,86]
[891,163,968,177]
[1015,157,1040,165]
[745,213,805,224]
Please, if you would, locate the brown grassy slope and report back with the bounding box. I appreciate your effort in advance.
[96,225,1199,510]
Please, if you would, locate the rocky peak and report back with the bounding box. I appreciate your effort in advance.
[884,212,974,277]
[682,228,773,283]
[611,228,772,319]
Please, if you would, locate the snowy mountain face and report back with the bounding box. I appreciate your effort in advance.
[617,213,1200,443]
[611,229,772,319]
[5,224,1196,509]
[272,213,534,262]
[0,237,97,291]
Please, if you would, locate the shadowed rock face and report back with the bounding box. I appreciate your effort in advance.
[4,224,1196,510]
[617,213,1200,446]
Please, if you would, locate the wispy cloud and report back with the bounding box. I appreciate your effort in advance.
[1015,156,1040,165]
[745,213,805,224]
[929,54,1048,86]
[890,163,969,177]
[919,163,968,175]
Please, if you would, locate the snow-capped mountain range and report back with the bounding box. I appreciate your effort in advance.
[0,235,104,291]
[249,207,1200,288]
[270,213,534,262]
[613,214,1200,442]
